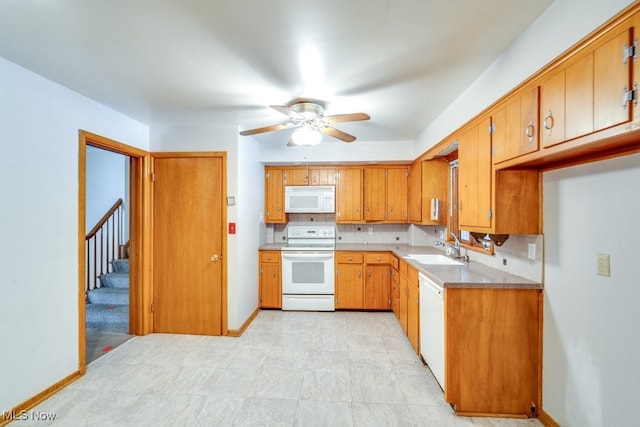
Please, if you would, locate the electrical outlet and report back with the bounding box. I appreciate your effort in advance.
[528,243,536,260]
[597,253,610,277]
[368,226,374,235]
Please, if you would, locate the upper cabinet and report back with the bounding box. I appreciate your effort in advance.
[309,167,337,185]
[409,159,448,225]
[458,117,492,231]
[283,167,309,185]
[336,167,363,223]
[264,168,285,224]
[540,23,633,149]
[363,166,409,222]
[492,86,539,164]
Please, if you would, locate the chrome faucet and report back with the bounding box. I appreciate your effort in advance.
[434,232,468,262]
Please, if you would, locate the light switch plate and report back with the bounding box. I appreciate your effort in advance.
[597,253,610,277]
[528,243,536,260]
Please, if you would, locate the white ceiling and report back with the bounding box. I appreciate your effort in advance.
[0,0,553,145]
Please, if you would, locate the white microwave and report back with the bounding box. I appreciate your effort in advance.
[285,185,335,213]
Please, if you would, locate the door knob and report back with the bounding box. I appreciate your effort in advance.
[210,254,219,262]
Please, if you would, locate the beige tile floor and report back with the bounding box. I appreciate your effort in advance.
[20,311,542,426]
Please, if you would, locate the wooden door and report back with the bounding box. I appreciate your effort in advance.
[335,263,364,309]
[459,119,492,230]
[364,265,390,309]
[407,279,420,354]
[386,167,408,222]
[283,167,309,185]
[336,168,363,222]
[593,26,632,131]
[265,168,285,223]
[540,68,566,148]
[152,155,224,335]
[364,167,387,221]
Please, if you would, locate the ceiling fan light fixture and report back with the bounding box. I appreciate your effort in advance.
[291,125,322,146]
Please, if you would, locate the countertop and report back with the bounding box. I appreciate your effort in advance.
[260,243,542,290]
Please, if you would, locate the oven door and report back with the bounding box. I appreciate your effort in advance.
[281,251,335,295]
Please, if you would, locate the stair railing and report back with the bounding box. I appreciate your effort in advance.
[85,199,124,292]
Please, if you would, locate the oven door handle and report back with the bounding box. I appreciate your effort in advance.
[282,252,334,260]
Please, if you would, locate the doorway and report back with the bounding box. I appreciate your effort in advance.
[151,153,227,335]
[78,131,152,372]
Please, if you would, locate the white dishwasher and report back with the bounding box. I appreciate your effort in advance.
[419,272,445,390]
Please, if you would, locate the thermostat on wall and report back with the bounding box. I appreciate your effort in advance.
[227,196,236,206]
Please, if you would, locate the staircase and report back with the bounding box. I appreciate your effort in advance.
[86,258,129,334]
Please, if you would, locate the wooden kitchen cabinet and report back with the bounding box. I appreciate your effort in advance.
[283,166,309,185]
[398,259,419,353]
[335,251,364,309]
[364,264,391,310]
[264,167,286,224]
[390,265,400,320]
[363,166,409,222]
[492,85,539,164]
[336,167,363,223]
[309,167,336,185]
[258,251,281,308]
[458,117,492,230]
[458,116,541,235]
[445,288,541,417]
[410,159,448,224]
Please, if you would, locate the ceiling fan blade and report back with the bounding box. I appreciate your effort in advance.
[239,123,291,136]
[270,104,304,120]
[323,112,370,123]
[321,126,357,143]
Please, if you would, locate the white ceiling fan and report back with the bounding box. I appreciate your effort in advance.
[239,98,370,145]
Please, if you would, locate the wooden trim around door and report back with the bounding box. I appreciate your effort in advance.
[78,130,153,372]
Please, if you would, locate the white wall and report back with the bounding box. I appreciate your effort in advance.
[0,57,149,411]
[415,0,635,155]
[543,154,640,426]
[150,124,263,330]
[85,146,127,233]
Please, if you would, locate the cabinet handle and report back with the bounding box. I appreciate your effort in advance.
[543,111,554,135]
[525,120,535,142]
[273,270,276,278]
[368,270,371,278]
[348,256,353,261]
[358,270,362,278]
[376,256,381,261]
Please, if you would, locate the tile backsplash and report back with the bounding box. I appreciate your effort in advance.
[265,217,543,283]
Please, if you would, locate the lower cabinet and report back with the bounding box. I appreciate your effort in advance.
[258,250,281,308]
[444,288,541,417]
[390,266,400,319]
[399,259,420,354]
[335,251,396,310]
[335,252,364,309]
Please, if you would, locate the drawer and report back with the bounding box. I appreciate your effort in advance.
[336,252,363,263]
[365,252,395,264]
[260,251,281,263]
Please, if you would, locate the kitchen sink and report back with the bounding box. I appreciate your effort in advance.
[404,254,464,266]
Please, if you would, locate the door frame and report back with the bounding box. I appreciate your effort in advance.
[151,151,228,336]
[78,130,153,372]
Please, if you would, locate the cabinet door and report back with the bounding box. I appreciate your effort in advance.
[264,168,285,223]
[407,279,420,354]
[259,262,281,308]
[565,53,594,141]
[421,159,449,225]
[364,265,391,309]
[458,118,492,230]
[336,168,363,222]
[593,26,633,132]
[391,268,400,319]
[540,69,566,148]
[399,275,409,334]
[363,168,387,221]
[309,168,336,185]
[493,87,539,163]
[386,167,409,222]
[409,161,422,223]
[283,167,309,185]
[335,263,364,309]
